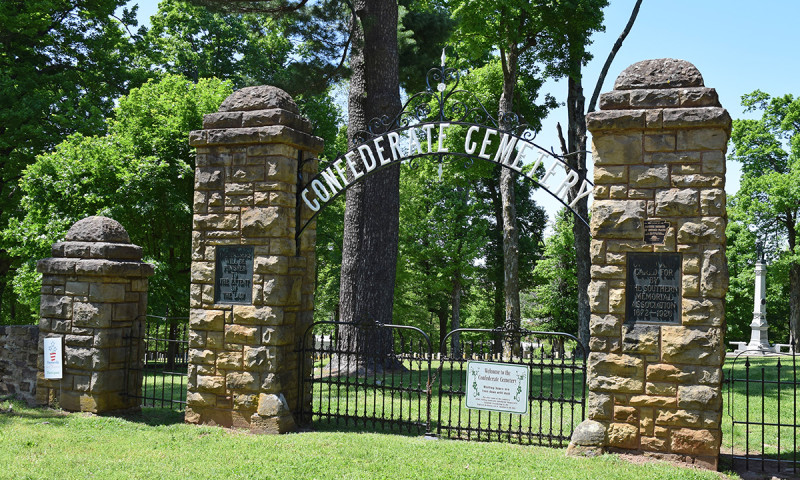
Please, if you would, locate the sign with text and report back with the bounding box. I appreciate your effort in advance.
[643,220,670,244]
[214,246,254,304]
[626,252,682,325]
[465,361,529,414]
[43,336,63,380]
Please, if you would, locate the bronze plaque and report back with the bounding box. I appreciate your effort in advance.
[214,246,254,304]
[643,220,670,244]
[625,252,681,325]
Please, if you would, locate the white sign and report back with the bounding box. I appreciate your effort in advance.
[43,337,63,380]
[465,361,529,415]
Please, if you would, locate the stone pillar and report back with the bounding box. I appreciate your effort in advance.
[186,85,322,431]
[569,59,730,469]
[36,216,154,413]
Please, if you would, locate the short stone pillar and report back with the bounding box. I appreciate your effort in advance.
[570,59,730,469]
[36,216,154,413]
[186,86,322,431]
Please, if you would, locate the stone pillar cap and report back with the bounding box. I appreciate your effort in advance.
[614,58,704,90]
[65,216,131,243]
[219,85,299,114]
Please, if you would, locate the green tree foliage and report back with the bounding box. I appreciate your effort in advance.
[0,0,139,322]
[725,221,792,343]
[137,0,293,88]
[4,76,233,321]
[728,90,800,344]
[525,209,577,335]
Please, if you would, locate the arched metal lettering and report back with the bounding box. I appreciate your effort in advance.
[295,53,593,246]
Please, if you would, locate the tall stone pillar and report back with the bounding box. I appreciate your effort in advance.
[186,86,322,431]
[570,59,730,469]
[36,216,154,413]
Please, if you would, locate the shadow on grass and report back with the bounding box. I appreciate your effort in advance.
[115,407,185,427]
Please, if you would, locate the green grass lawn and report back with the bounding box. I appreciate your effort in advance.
[135,349,799,468]
[721,353,800,462]
[0,399,733,480]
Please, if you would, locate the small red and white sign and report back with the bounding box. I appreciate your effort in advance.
[43,337,63,380]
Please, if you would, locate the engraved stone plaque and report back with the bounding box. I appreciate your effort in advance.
[625,252,681,325]
[643,220,670,245]
[215,246,254,304]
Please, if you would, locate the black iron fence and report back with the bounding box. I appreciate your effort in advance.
[297,321,432,435]
[726,342,799,476]
[297,321,586,447]
[436,328,586,446]
[124,315,189,411]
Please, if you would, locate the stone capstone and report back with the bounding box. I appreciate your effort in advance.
[614,59,704,90]
[64,216,131,244]
[219,85,299,114]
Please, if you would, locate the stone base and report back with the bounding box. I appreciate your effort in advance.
[566,420,607,458]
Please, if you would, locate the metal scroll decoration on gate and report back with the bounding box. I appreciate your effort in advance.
[295,51,593,244]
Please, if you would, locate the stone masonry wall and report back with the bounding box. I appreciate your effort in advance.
[0,325,39,404]
[581,59,730,469]
[186,85,321,431]
[36,216,154,413]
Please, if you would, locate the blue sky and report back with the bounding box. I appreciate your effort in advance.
[130,0,799,223]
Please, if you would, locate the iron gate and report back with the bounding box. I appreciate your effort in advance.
[297,321,432,434]
[124,315,189,411]
[436,328,586,446]
[297,321,586,446]
[726,344,799,476]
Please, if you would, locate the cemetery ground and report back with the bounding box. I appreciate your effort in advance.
[0,399,733,480]
[6,353,798,479]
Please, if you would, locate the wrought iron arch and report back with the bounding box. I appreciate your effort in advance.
[295,53,593,249]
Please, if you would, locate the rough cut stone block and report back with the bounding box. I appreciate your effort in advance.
[701,249,728,298]
[607,423,639,449]
[671,428,720,456]
[241,207,284,237]
[678,385,720,410]
[592,134,643,165]
[676,128,728,151]
[590,314,621,337]
[591,200,645,239]
[622,324,659,354]
[587,353,645,393]
[662,108,731,128]
[629,165,669,188]
[654,189,699,217]
[677,218,725,244]
[587,392,613,420]
[225,325,258,345]
[662,327,722,365]
[73,302,112,328]
[644,133,676,152]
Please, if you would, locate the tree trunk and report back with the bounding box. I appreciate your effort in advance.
[337,0,402,372]
[487,175,505,354]
[790,263,800,349]
[437,308,448,355]
[565,73,591,357]
[451,270,462,357]
[499,46,521,357]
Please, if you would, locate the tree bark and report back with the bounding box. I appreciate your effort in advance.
[450,271,462,357]
[565,74,591,357]
[790,263,800,349]
[499,46,521,357]
[337,0,402,372]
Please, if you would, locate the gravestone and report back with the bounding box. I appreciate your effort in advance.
[568,59,730,470]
